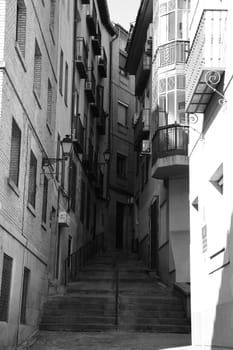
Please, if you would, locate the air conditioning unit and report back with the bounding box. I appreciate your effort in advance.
[141,140,151,155]
[58,211,70,227]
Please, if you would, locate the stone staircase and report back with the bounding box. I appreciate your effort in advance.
[40,251,190,333]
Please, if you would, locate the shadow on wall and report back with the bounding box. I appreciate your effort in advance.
[211,212,233,349]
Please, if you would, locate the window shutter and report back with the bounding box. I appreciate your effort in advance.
[47,79,53,126]
[50,0,56,31]
[20,267,30,324]
[16,0,27,57]
[42,175,48,223]
[28,151,37,207]
[0,254,13,322]
[33,41,42,96]
[9,118,21,186]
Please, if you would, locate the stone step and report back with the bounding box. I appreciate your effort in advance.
[116,310,186,318]
[118,324,191,333]
[119,303,184,311]
[119,316,189,325]
[40,323,117,332]
[119,296,182,304]
[41,316,116,324]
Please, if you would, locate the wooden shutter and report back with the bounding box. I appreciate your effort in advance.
[20,267,30,324]
[0,254,13,322]
[16,0,26,57]
[28,151,37,207]
[42,175,48,223]
[9,118,21,186]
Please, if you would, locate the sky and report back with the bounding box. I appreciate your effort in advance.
[107,0,141,31]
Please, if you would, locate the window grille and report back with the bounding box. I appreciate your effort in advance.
[33,41,42,97]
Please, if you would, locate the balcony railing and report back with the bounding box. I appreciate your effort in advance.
[98,47,107,78]
[159,41,189,68]
[86,4,97,36]
[75,37,88,79]
[134,108,150,150]
[186,10,227,113]
[72,114,84,154]
[135,53,151,96]
[85,69,96,103]
[92,30,101,56]
[81,0,90,4]
[152,124,189,165]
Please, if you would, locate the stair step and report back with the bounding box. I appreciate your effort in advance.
[40,323,117,332]
[118,324,191,333]
[41,316,115,324]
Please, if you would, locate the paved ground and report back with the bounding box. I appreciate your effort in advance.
[18,331,191,350]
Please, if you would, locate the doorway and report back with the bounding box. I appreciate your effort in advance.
[116,202,124,249]
[150,199,159,270]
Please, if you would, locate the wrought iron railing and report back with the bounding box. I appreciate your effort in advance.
[64,233,105,284]
[152,124,189,165]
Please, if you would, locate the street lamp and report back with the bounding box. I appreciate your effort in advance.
[103,148,111,164]
[42,135,73,167]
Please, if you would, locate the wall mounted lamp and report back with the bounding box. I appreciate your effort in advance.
[42,135,73,167]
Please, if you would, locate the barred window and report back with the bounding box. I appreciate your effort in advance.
[33,41,42,97]
[42,175,48,223]
[0,254,13,322]
[9,118,21,187]
[20,267,30,324]
[28,151,37,208]
[47,79,53,126]
[16,0,27,57]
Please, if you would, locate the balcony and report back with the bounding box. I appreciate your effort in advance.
[98,47,107,78]
[85,69,96,103]
[186,10,227,113]
[92,30,101,56]
[75,37,88,79]
[86,4,97,36]
[134,108,150,150]
[81,0,90,3]
[72,114,84,154]
[158,41,189,68]
[135,53,151,96]
[96,110,106,135]
[151,124,189,179]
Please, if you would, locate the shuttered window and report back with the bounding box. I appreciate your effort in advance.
[64,62,68,106]
[59,49,63,95]
[42,175,48,223]
[80,180,85,223]
[33,41,42,97]
[16,0,27,57]
[70,160,77,211]
[47,79,53,126]
[20,267,30,324]
[28,151,37,208]
[9,118,21,187]
[0,254,13,322]
[50,0,56,31]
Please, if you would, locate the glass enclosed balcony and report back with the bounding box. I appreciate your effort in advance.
[152,124,189,179]
[134,108,150,150]
[186,10,228,113]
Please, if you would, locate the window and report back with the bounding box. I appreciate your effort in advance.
[80,180,85,223]
[117,153,127,178]
[118,102,128,126]
[47,79,53,127]
[119,51,128,76]
[28,151,37,208]
[16,0,27,57]
[20,267,30,324]
[64,62,68,106]
[59,49,63,95]
[0,254,13,322]
[9,118,21,187]
[50,0,56,31]
[70,161,77,211]
[33,41,42,97]
[42,175,48,223]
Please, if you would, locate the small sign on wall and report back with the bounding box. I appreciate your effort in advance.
[58,211,70,227]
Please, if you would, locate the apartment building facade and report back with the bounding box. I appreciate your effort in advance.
[126,0,190,286]
[0,0,115,348]
[107,24,135,251]
[187,0,233,348]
